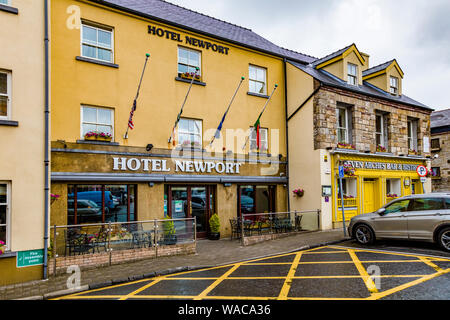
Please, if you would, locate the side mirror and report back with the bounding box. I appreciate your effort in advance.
[377,208,386,216]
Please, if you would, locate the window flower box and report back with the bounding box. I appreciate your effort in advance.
[343,164,356,176]
[180,72,201,81]
[181,140,202,150]
[386,194,398,201]
[0,240,5,256]
[84,131,112,142]
[408,149,418,156]
[293,188,304,197]
[376,145,387,153]
[337,142,356,150]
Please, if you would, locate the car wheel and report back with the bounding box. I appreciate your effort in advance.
[438,227,450,252]
[354,224,375,245]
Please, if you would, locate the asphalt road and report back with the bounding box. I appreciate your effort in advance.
[53,240,450,301]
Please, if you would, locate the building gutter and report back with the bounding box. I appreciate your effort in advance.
[43,0,50,280]
[283,58,290,212]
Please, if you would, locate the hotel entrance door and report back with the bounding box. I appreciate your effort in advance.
[165,185,216,239]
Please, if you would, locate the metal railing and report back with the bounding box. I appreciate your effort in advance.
[49,217,196,271]
[235,210,321,244]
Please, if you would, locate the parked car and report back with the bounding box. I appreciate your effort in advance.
[67,199,102,223]
[348,193,450,251]
[72,191,116,211]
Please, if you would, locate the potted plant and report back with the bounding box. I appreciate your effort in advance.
[208,213,220,240]
[376,145,387,152]
[162,217,177,245]
[292,188,304,197]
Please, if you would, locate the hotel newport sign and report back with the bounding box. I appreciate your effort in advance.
[343,160,420,172]
[113,157,244,174]
[148,24,231,55]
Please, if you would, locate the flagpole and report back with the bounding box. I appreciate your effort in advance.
[242,84,278,151]
[209,76,245,147]
[124,53,151,139]
[168,67,200,145]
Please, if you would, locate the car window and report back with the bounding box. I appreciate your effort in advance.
[384,200,410,214]
[446,198,450,209]
[411,198,444,211]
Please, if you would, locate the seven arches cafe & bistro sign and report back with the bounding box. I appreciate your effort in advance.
[343,160,421,172]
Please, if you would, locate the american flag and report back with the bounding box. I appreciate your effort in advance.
[128,101,136,130]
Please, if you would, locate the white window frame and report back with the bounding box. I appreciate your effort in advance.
[347,63,358,86]
[80,106,114,140]
[0,70,11,120]
[178,118,203,148]
[375,112,388,149]
[390,76,398,95]
[249,65,267,95]
[177,47,202,76]
[249,126,268,153]
[81,21,114,63]
[337,106,352,144]
[407,119,418,151]
[0,182,10,252]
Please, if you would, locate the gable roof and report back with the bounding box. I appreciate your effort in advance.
[288,60,432,111]
[89,0,317,64]
[311,43,365,68]
[363,59,404,79]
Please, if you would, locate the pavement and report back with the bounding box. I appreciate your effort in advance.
[0,229,346,300]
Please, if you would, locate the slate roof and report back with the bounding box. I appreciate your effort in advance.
[90,0,317,64]
[288,60,433,111]
[431,109,450,131]
[362,59,399,77]
[310,44,354,67]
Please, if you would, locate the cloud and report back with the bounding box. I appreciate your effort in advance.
[168,0,450,110]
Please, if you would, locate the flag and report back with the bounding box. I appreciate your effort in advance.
[128,100,136,130]
[253,116,261,150]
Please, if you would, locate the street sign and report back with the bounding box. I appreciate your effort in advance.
[416,165,428,177]
[420,177,427,183]
[338,166,345,179]
[17,249,44,268]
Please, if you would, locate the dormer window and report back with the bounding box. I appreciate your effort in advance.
[347,63,358,86]
[390,76,398,95]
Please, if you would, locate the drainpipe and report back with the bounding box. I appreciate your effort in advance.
[283,58,290,213]
[43,0,50,279]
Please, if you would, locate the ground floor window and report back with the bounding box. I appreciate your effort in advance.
[164,185,216,238]
[238,185,276,218]
[0,182,9,250]
[68,184,136,225]
[386,178,401,199]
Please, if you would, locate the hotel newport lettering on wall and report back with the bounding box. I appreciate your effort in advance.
[113,157,243,175]
[148,25,230,55]
[343,160,420,172]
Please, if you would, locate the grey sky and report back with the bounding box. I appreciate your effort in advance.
[168,0,450,111]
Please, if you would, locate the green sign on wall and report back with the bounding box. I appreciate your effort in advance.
[17,249,44,268]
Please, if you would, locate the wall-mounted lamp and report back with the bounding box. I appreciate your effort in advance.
[149,182,155,187]
[146,144,154,152]
[223,183,232,187]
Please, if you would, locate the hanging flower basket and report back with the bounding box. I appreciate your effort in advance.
[50,193,60,205]
[84,131,112,142]
[292,188,304,197]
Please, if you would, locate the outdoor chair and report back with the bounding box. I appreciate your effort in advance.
[295,215,303,231]
[229,219,241,240]
[91,227,109,253]
[65,228,94,256]
[131,230,152,248]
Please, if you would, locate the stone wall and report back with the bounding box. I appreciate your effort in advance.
[313,86,432,156]
[431,131,450,191]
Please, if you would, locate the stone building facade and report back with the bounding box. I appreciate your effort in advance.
[431,109,450,192]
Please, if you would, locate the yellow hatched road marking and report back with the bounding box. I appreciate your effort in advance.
[369,268,450,300]
[278,252,302,300]
[419,257,443,272]
[348,249,379,294]
[193,263,242,300]
[118,277,165,300]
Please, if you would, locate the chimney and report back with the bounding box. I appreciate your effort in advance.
[360,52,370,71]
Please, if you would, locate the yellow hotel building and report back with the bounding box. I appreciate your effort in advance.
[49,0,318,241]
